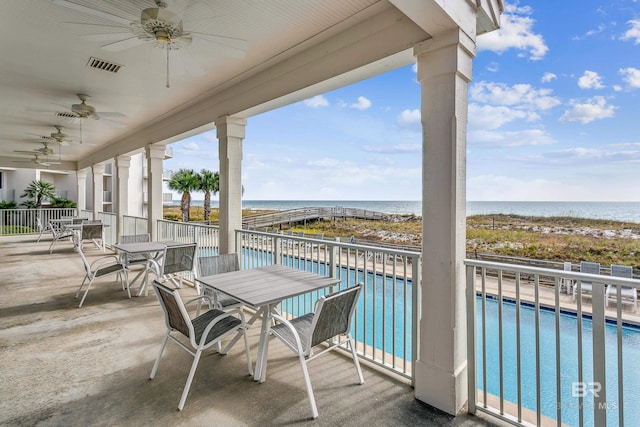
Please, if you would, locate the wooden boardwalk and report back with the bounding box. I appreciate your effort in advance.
[242,206,385,229]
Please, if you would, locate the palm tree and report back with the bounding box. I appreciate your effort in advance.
[21,180,55,208]
[167,169,199,222]
[197,169,219,222]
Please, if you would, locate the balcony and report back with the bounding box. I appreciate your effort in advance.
[0,233,488,426]
[164,146,173,159]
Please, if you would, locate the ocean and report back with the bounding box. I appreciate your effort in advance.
[179,200,640,223]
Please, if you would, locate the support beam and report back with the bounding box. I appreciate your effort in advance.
[116,155,131,241]
[145,145,166,241]
[76,169,87,217]
[413,28,475,415]
[91,164,105,220]
[216,116,245,254]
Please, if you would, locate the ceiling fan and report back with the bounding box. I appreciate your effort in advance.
[13,153,62,167]
[26,125,81,146]
[15,140,57,157]
[55,0,248,87]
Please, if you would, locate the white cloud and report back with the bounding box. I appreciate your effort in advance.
[303,95,329,108]
[469,82,561,110]
[486,62,499,72]
[559,96,616,124]
[468,128,555,147]
[573,24,606,40]
[541,72,557,83]
[620,19,640,44]
[476,4,548,60]
[619,67,640,88]
[578,70,605,89]
[468,104,537,131]
[362,143,420,154]
[183,141,200,150]
[397,109,421,127]
[350,96,372,110]
[411,62,417,73]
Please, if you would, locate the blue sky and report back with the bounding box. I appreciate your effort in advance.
[165,1,640,202]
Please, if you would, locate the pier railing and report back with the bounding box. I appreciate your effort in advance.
[242,206,385,229]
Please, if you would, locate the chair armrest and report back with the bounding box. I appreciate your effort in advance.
[184,294,214,307]
[90,255,121,269]
[271,313,306,354]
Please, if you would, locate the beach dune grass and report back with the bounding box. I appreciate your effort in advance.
[163,207,640,269]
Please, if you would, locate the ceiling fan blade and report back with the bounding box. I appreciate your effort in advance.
[53,0,132,26]
[82,32,134,42]
[98,111,127,119]
[190,31,248,51]
[101,37,147,51]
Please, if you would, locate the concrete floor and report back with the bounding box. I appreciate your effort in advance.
[0,234,500,427]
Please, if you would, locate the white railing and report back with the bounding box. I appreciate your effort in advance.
[0,208,76,235]
[157,219,219,253]
[80,209,93,219]
[123,215,148,236]
[236,228,420,380]
[465,259,640,427]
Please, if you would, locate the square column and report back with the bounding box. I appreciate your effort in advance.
[76,169,87,217]
[116,155,131,240]
[413,29,475,415]
[145,145,166,241]
[92,164,105,220]
[216,116,245,254]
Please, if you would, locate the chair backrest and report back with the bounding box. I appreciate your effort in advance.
[611,264,633,279]
[120,233,151,244]
[152,280,192,339]
[161,243,197,275]
[309,284,363,349]
[81,223,103,240]
[198,253,239,277]
[580,261,601,276]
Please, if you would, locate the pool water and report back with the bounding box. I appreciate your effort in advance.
[477,297,640,426]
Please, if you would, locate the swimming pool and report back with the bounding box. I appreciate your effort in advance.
[477,297,640,426]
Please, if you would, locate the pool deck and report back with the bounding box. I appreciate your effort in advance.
[0,234,503,427]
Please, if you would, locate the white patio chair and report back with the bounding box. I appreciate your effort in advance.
[268,283,364,419]
[75,246,129,308]
[606,264,637,312]
[573,261,601,303]
[48,220,76,253]
[152,243,197,290]
[149,280,253,411]
[196,253,243,310]
[79,223,104,251]
[36,216,53,242]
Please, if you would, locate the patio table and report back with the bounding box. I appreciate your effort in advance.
[195,264,340,382]
[112,240,184,296]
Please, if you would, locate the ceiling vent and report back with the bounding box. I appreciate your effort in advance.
[86,57,123,73]
[55,111,77,119]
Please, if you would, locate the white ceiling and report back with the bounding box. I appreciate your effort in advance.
[0,0,500,171]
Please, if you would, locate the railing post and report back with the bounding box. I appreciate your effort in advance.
[466,264,477,414]
[411,253,420,388]
[329,237,339,279]
[591,280,607,425]
[274,235,281,265]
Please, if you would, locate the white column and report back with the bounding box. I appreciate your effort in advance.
[413,29,475,415]
[216,116,245,254]
[76,169,87,216]
[116,155,131,240]
[92,163,105,220]
[145,145,165,241]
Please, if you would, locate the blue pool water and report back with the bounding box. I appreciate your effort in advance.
[236,249,640,426]
[477,298,640,426]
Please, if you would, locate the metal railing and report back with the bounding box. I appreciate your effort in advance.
[236,228,420,380]
[0,208,76,235]
[465,259,640,427]
[157,219,220,253]
[123,215,148,236]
